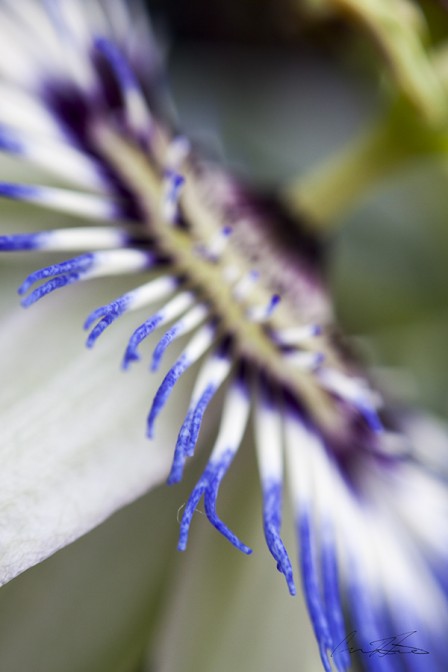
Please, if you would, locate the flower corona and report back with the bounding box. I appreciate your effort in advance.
[0,2,447,671]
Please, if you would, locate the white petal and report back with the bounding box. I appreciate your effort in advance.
[0,281,185,585]
[0,483,179,672]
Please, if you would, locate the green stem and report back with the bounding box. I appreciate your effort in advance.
[283,105,446,230]
[283,119,410,229]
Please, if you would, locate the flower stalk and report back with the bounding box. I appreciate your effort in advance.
[286,0,448,229]
[284,98,448,229]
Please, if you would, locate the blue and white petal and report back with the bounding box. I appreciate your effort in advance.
[285,414,339,671]
[0,227,132,253]
[0,290,181,586]
[0,123,106,190]
[150,303,208,372]
[84,276,179,348]
[122,290,195,366]
[18,249,153,307]
[254,384,296,596]
[168,349,233,484]
[94,35,153,140]
[178,378,252,555]
[146,323,216,438]
[0,183,126,220]
[286,409,448,671]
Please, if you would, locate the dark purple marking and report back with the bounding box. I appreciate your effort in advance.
[94,36,138,93]
[43,82,143,221]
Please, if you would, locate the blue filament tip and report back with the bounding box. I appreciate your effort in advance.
[164,171,185,216]
[263,480,296,596]
[85,296,130,348]
[0,182,39,200]
[187,384,216,456]
[267,293,281,316]
[298,511,333,669]
[0,125,23,154]
[165,170,185,192]
[122,314,163,369]
[321,536,351,671]
[21,272,84,307]
[357,402,383,433]
[151,324,178,371]
[177,476,205,550]
[204,453,252,555]
[167,409,194,485]
[146,354,189,438]
[18,253,95,295]
[94,35,137,91]
[0,232,48,251]
[314,352,325,368]
[169,385,218,484]
[178,451,252,554]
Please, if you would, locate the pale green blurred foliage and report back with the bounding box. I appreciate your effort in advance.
[302,0,445,121]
